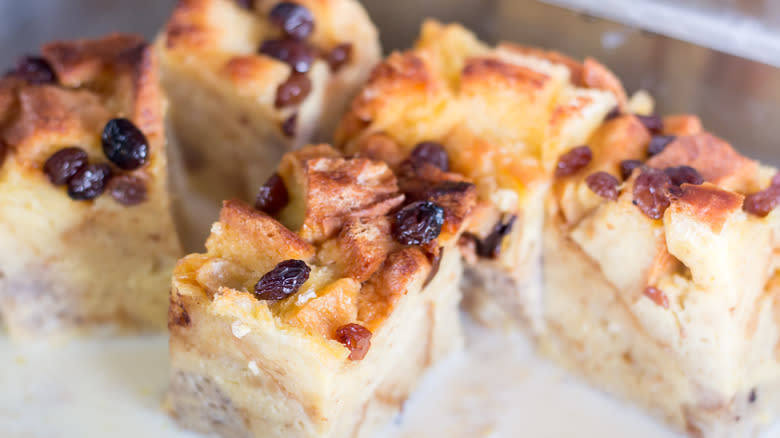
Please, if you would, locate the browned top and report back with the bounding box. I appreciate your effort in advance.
[0,34,163,170]
[646,133,757,188]
[186,144,477,340]
[671,184,744,233]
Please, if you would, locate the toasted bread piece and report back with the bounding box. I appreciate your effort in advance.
[336,21,617,331]
[0,35,181,337]
[168,145,477,438]
[157,0,380,249]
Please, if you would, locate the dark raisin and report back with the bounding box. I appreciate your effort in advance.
[392,201,444,246]
[255,173,289,214]
[633,167,671,220]
[743,186,780,218]
[409,141,449,172]
[619,159,643,181]
[664,166,704,187]
[0,139,6,167]
[67,163,112,200]
[6,56,57,85]
[260,39,315,73]
[604,106,621,122]
[43,147,88,185]
[334,323,372,361]
[326,43,352,72]
[269,2,315,40]
[234,0,253,9]
[108,175,147,206]
[475,215,517,259]
[586,171,620,200]
[102,118,149,170]
[555,145,592,178]
[644,286,669,309]
[648,135,676,156]
[275,73,311,108]
[253,259,311,301]
[749,389,757,404]
[637,114,664,134]
[282,113,297,138]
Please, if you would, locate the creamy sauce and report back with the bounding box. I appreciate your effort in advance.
[2,320,778,438]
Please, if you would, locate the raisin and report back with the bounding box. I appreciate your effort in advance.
[6,56,57,85]
[643,286,669,309]
[255,173,289,214]
[749,389,757,404]
[619,159,643,181]
[253,259,311,301]
[282,113,297,138]
[637,114,663,134]
[586,171,619,200]
[269,2,315,40]
[633,167,671,220]
[260,39,315,74]
[67,163,112,200]
[555,145,592,178]
[334,323,372,361]
[604,106,621,122]
[326,43,352,72]
[234,0,253,9]
[43,147,88,185]
[102,118,149,170]
[275,73,311,108]
[408,141,449,172]
[108,175,147,206]
[392,201,444,246]
[664,166,704,187]
[648,135,676,156]
[475,215,517,259]
[743,186,780,218]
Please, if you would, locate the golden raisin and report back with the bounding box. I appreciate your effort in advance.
[334,323,372,360]
[555,145,592,178]
[585,171,619,200]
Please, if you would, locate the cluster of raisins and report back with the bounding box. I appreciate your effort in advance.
[251,2,353,138]
[42,118,149,205]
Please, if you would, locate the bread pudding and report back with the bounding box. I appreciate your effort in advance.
[335,21,619,332]
[0,35,181,337]
[167,144,477,437]
[157,0,380,248]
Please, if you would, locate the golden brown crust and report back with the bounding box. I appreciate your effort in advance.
[581,57,628,110]
[0,34,163,168]
[357,247,430,331]
[663,114,703,136]
[670,184,744,233]
[646,133,757,186]
[497,42,583,81]
[462,57,550,91]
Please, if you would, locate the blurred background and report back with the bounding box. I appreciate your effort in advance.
[2,0,778,163]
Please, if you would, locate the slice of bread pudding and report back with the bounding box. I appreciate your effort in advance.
[157,0,381,247]
[0,35,181,337]
[544,119,780,436]
[168,144,477,437]
[335,21,618,332]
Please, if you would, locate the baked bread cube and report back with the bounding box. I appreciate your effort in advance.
[543,113,780,436]
[168,144,477,438]
[335,21,618,331]
[157,0,381,247]
[0,35,181,337]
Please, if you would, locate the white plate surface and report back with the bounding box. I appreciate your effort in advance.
[3,321,779,438]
